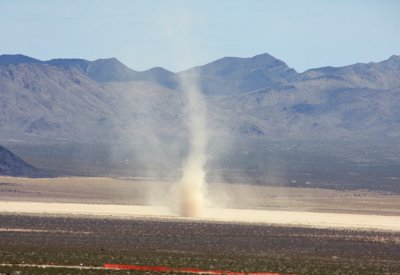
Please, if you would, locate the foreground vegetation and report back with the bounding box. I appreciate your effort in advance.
[0,214,399,274]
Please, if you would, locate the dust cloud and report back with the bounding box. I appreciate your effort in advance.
[155,3,209,217]
[174,75,208,217]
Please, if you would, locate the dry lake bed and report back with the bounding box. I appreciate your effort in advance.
[0,176,399,274]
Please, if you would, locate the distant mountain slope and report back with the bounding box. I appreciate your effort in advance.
[0,53,399,142]
[0,60,185,143]
[297,55,400,90]
[179,53,298,95]
[0,54,178,89]
[0,145,48,177]
[0,62,116,141]
[136,67,179,89]
[212,85,400,139]
[47,57,179,89]
[0,54,42,65]
[46,58,90,73]
[101,80,186,140]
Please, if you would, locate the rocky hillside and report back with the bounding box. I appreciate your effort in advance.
[0,53,399,142]
[181,53,297,95]
[0,145,49,177]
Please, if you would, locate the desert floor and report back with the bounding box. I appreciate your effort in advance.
[1,176,400,214]
[1,176,400,274]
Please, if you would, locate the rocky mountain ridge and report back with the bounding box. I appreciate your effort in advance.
[0,53,399,143]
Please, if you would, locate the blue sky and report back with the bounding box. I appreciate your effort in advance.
[0,0,399,72]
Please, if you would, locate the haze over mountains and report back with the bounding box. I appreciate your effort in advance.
[0,53,399,143]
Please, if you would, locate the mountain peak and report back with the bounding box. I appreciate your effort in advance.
[87,57,137,82]
[46,58,90,72]
[249,53,295,72]
[0,54,42,65]
[251,52,277,61]
[205,52,282,67]
[377,54,400,70]
[93,57,123,64]
[146,66,171,73]
[180,52,297,95]
[388,54,400,63]
[90,57,132,72]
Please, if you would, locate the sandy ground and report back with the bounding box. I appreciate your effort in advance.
[1,176,400,214]
[1,201,400,231]
[1,176,400,231]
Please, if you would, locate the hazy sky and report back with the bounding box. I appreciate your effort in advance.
[1,0,399,72]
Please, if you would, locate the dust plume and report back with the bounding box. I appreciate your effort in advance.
[175,75,208,217]
[154,3,209,217]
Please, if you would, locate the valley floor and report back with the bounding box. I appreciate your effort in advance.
[1,176,400,274]
[0,176,399,216]
[0,214,399,274]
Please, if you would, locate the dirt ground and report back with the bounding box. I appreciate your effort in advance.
[1,176,400,274]
[0,215,400,274]
[0,201,399,231]
[1,176,400,216]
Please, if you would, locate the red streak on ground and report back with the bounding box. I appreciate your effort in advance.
[104,263,296,275]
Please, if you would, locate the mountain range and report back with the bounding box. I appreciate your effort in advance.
[0,53,399,144]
